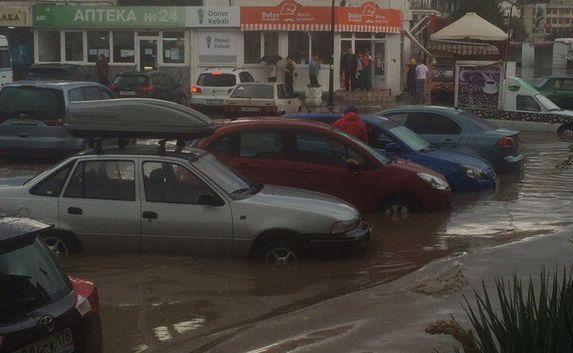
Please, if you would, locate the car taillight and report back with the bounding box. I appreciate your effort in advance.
[42,118,64,126]
[211,71,223,76]
[191,85,201,94]
[71,277,100,316]
[497,137,515,147]
[138,85,155,94]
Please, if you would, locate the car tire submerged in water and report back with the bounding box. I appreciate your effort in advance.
[379,194,423,220]
[557,123,573,138]
[258,239,300,268]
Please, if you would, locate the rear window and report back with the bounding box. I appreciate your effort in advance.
[0,87,64,117]
[25,68,68,81]
[231,85,273,99]
[0,237,71,323]
[458,111,498,131]
[113,75,148,86]
[197,73,237,87]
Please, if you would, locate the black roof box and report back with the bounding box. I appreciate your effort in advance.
[66,99,215,139]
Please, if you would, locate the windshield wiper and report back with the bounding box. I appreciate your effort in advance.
[231,183,263,196]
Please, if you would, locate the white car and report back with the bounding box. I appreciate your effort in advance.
[190,68,255,109]
[224,82,303,119]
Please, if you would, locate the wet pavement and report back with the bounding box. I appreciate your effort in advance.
[0,132,572,353]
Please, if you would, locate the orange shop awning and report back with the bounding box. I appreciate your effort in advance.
[240,0,402,33]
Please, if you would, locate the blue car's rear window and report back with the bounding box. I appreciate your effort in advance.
[458,111,498,131]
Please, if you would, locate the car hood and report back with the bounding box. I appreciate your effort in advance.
[423,149,492,170]
[388,157,447,178]
[244,185,359,220]
[550,110,573,118]
[0,176,34,187]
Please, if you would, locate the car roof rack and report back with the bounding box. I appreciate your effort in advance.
[66,98,215,141]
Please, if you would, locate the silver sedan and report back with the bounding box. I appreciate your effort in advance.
[0,146,371,265]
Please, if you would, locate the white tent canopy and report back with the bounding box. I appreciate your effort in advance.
[430,12,508,41]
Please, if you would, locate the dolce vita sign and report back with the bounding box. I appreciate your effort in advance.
[33,5,185,28]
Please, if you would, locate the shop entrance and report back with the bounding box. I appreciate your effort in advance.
[138,38,158,71]
[341,33,386,90]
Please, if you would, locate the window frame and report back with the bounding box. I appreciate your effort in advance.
[516,95,542,112]
[63,159,137,202]
[63,31,86,64]
[290,131,370,168]
[29,160,76,198]
[243,31,281,67]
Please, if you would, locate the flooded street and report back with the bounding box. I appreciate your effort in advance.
[1,132,572,353]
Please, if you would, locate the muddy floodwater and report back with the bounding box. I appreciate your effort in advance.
[1,132,572,353]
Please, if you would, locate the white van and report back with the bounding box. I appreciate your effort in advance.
[0,35,13,87]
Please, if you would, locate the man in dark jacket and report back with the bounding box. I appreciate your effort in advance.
[341,48,358,91]
[333,105,368,143]
[95,54,109,86]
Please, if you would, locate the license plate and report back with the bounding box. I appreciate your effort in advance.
[120,91,136,96]
[11,118,37,125]
[240,107,260,112]
[206,99,223,105]
[15,329,74,353]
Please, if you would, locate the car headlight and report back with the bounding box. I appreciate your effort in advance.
[331,219,357,234]
[462,165,487,179]
[417,173,450,190]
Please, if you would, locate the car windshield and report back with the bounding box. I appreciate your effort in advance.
[0,87,64,117]
[231,85,273,99]
[331,129,390,165]
[193,153,252,195]
[0,236,71,323]
[197,73,237,87]
[457,110,500,131]
[113,75,148,86]
[536,93,562,112]
[388,125,432,152]
[534,77,548,88]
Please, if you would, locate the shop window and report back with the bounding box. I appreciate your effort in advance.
[311,32,332,65]
[38,31,61,62]
[87,31,110,63]
[264,32,279,56]
[64,32,84,62]
[162,31,185,64]
[113,31,134,63]
[288,32,310,64]
[244,31,261,64]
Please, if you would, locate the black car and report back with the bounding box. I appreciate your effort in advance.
[0,217,102,353]
[110,71,188,104]
[24,64,94,82]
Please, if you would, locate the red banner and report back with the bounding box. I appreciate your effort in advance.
[240,0,402,33]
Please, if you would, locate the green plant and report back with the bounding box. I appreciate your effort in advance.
[428,270,573,353]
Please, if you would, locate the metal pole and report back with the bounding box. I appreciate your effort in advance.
[327,0,336,110]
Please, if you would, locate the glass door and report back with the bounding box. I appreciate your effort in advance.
[372,41,386,89]
[138,39,158,71]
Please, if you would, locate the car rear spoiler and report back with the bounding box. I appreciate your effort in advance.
[66,98,216,140]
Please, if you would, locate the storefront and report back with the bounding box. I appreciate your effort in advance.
[0,7,33,79]
[239,0,402,94]
[32,5,189,84]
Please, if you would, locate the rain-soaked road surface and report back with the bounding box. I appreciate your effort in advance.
[1,132,572,353]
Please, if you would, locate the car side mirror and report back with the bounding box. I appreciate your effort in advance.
[385,142,402,153]
[344,158,361,173]
[198,194,224,207]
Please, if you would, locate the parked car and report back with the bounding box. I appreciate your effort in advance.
[0,81,113,157]
[0,96,370,263]
[377,106,524,173]
[197,119,452,213]
[534,76,573,110]
[23,64,94,82]
[190,68,255,110]
[110,71,188,104]
[0,216,102,353]
[224,82,303,119]
[285,113,497,192]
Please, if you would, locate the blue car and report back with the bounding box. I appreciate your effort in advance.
[377,106,524,173]
[285,113,496,192]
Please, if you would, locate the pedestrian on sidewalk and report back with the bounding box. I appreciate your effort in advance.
[333,105,368,143]
[405,58,417,103]
[359,50,372,91]
[415,58,429,104]
[285,57,296,94]
[341,47,358,91]
[265,61,277,82]
[309,54,321,87]
[95,53,109,86]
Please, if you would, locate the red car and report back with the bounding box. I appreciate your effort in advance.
[197,119,452,214]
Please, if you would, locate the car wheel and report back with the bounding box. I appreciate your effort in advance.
[557,123,573,138]
[379,195,422,221]
[42,233,77,259]
[258,239,300,269]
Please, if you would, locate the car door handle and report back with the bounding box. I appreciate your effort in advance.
[142,211,158,220]
[68,207,83,215]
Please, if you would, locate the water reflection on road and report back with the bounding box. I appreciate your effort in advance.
[1,132,571,353]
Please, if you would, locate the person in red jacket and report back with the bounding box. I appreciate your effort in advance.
[332,105,369,143]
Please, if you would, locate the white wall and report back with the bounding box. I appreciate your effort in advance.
[522,43,535,68]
